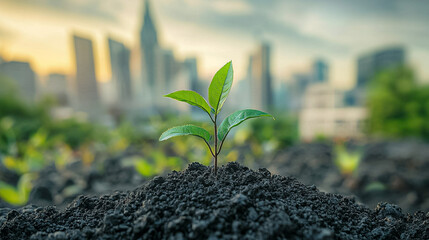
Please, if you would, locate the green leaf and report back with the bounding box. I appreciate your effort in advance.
[218,109,273,141]
[164,90,211,114]
[208,61,233,115]
[159,125,211,142]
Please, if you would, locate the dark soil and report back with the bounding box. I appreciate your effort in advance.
[269,140,429,213]
[356,140,429,212]
[1,162,428,240]
[27,152,146,208]
[268,143,344,194]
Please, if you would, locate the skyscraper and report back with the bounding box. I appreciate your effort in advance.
[108,37,132,106]
[289,73,311,111]
[250,42,273,111]
[344,46,405,106]
[72,35,101,119]
[0,61,37,103]
[156,48,178,94]
[184,57,199,93]
[356,47,405,88]
[312,59,328,83]
[140,0,159,88]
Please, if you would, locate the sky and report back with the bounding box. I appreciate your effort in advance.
[0,0,428,89]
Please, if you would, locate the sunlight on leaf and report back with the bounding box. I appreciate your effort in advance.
[208,61,233,114]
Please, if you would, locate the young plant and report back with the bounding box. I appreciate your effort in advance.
[334,144,361,175]
[159,61,273,174]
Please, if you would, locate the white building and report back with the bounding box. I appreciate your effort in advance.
[299,83,367,140]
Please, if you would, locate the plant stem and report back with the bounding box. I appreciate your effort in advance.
[214,115,218,175]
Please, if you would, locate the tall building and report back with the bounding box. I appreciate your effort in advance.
[184,57,207,114]
[357,47,405,88]
[345,46,405,106]
[140,0,159,88]
[0,61,37,103]
[72,35,101,119]
[184,57,199,93]
[108,37,132,106]
[156,48,178,94]
[274,81,288,111]
[288,73,311,111]
[45,73,69,106]
[312,59,328,83]
[249,42,273,111]
[229,57,252,111]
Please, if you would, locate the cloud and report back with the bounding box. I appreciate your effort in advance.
[211,0,253,14]
[1,0,119,22]
[158,0,348,54]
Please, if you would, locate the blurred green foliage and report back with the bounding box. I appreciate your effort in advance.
[367,66,429,140]
[0,173,34,205]
[334,144,361,175]
[248,114,298,149]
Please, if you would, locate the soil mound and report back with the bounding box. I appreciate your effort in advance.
[1,162,427,239]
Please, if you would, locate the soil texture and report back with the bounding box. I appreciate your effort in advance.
[1,162,427,240]
[270,140,429,213]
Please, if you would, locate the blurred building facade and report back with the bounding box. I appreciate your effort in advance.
[108,37,132,107]
[357,47,405,88]
[288,73,311,111]
[0,61,37,103]
[155,48,179,110]
[139,0,159,105]
[249,42,273,111]
[345,47,405,106]
[45,73,70,106]
[312,59,329,83]
[299,83,367,140]
[72,35,101,119]
[184,57,199,93]
[287,59,329,112]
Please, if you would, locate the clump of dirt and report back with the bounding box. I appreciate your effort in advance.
[1,162,427,240]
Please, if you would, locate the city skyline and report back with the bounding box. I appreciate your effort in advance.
[0,0,428,89]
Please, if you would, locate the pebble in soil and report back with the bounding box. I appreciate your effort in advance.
[1,162,428,240]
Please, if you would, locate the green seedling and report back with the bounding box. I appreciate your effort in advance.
[0,173,34,206]
[159,61,273,175]
[334,144,361,175]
